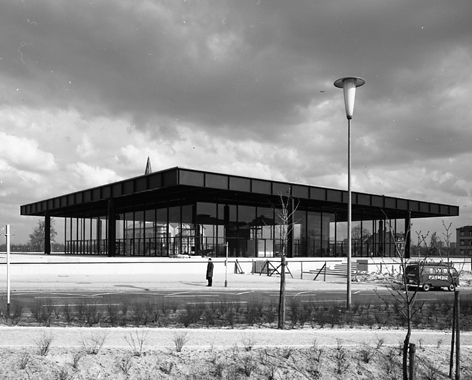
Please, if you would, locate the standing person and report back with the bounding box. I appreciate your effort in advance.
[206,258,214,287]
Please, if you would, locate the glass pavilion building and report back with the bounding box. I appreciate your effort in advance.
[20,167,459,259]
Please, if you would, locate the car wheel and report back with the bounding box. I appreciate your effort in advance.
[423,284,431,292]
[448,284,455,292]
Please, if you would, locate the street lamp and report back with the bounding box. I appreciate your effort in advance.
[334,76,365,310]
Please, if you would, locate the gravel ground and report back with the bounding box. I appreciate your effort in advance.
[1,326,471,379]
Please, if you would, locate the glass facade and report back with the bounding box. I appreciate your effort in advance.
[64,199,407,258]
[21,167,460,258]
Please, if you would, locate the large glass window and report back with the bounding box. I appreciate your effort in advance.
[124,212,134,255]
[352,221,362,257]
[225,205,238,257]
[115,213,124,256]
[63,188,410,259]
[258,207,274,257]
[214,204,233,256]
[155,208,168,256]
[238,205,254,257]
[197,202,218,256]
[68,217,77,254]
[307,212,322,257]
[180,205,194,255]
[294,210,306,257]
[321,213,334,256]
[168,206,181,255]
[134,211,145,256]
[143,209,155,256]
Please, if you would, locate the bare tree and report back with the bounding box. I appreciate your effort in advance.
[272,190,299,330]
[433,221,462,379]
[375,213,423,380]
[412,231,430,258]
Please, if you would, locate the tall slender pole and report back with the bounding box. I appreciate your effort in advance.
[334,76,364,311]
[347,119,352,309]
[225,242,228,287]
[456,289,461,380]
[6,224,11,317]
[449,291,456,378]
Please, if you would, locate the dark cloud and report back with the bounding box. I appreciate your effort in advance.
[2,1,471,141]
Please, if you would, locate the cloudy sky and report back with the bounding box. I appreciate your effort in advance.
[1,0,472,244]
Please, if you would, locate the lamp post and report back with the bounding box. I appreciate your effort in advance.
[334,76,365,310]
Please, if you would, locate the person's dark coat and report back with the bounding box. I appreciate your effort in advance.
[206,260,214,279]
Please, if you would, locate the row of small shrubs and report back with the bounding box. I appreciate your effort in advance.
[287,296,472,331]
[2,295,472,330]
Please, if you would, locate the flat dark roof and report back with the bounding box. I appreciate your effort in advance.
[20,166,459,221]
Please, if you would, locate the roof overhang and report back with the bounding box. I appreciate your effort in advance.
[20,167,459,222]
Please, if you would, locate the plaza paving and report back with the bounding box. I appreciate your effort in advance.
[3,270,375,292]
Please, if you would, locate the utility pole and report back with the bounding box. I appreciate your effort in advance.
[5,225,11,317]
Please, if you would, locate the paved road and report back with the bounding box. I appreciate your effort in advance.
[3,270,470,309]
[5,286,470,310]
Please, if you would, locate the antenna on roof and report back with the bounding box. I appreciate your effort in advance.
[145,156,152,175]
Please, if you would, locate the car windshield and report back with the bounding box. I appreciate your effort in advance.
[405,266,418,276]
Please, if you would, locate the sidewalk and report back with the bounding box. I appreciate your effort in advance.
[1,326,470,348]
[2,271,378,293]
[0,253,383,292]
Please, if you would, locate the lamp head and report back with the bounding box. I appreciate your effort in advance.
[334,77,365,119]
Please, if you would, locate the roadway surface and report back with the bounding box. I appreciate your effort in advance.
[2,271,471,309]
[6,287,472,308]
